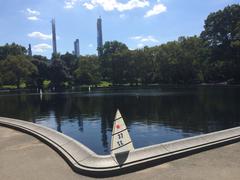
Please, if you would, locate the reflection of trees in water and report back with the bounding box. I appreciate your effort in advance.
[0,94,41,121]
[195,87,240,132]
[0,87,240,145]
[97,88,240,134]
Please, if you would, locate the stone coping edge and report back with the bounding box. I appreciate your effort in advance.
[0,117,240,178]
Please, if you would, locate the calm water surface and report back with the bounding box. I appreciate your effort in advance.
[0,86,239,154]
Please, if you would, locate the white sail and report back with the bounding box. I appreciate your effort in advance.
[111,109,134,156]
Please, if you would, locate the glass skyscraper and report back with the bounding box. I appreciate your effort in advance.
[74,39,80,57]
[97,16,103,56]
[51,18,57,55]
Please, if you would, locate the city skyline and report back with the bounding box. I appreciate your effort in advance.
[0,0,239,58]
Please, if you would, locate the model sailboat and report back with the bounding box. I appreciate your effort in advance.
[111,109,134,164]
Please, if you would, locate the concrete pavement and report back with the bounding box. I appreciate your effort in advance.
[0,126,240,180]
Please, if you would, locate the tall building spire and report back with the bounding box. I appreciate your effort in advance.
[28,44,32,57]
[97,16,103,56]
[74,39,80,58]
[51,18,57,55]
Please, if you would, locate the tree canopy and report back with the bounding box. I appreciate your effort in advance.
[1,55,37,88]
[201,4,240,82]
[74,55,101,85]
[0,43,26,61]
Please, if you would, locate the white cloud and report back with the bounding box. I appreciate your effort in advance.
[32,43,52,53]
[130,35,159,43]
[144,3,166,18]
[27,16,39,21]
[26,8,40,16]
[64,0,79,9]
[83,0,149,12]
[24,8,40,21]
[141,36,159,43]
[131,35,159,48]
[83,2,96,10]
[131,36,143,40]
[88,43,93,48]
[137,43,144,48]
[28,32,52,40]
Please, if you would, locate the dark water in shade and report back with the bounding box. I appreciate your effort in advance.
[0,86,240,155]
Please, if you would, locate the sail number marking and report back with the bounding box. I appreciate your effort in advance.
[117,140,124,147]
[118,133,124,139]
[116,133,125,147]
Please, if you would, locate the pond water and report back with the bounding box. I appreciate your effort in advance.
[0,86,240,154]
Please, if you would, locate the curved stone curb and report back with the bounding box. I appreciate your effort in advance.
[0,117,240,177]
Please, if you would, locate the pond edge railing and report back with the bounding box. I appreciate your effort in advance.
[0,117,240,177]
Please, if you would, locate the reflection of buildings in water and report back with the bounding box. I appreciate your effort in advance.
[56,115,62,133]
[78,116,84,132]
[100,108,116,153]
[100,116,108,153]
[31,118,36,123]
[57,122,62,132]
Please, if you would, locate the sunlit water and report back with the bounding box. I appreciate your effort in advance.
[0,86,240,154]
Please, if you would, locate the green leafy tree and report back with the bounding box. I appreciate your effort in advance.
[102,41,128,56]
[29,55,50,88]
[152,36,208,84]
[124,51,139,85]
[0,43,27,60]
[33,55,49,62]
[155,41,182,83]
[177,36,208,83]
[74,56,100,85]
[60,52,78,70]
[201,5,240,48]
[111,52,128,85]
[49,60,70,89]
[100,41,129,81]
[60,52,78,86]
[1,55,37,88]
[201,4,240,82]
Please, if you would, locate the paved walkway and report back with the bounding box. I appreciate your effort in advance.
[0,126,240,180]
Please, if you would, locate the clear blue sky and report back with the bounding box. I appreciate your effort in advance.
[0,0,239,58]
